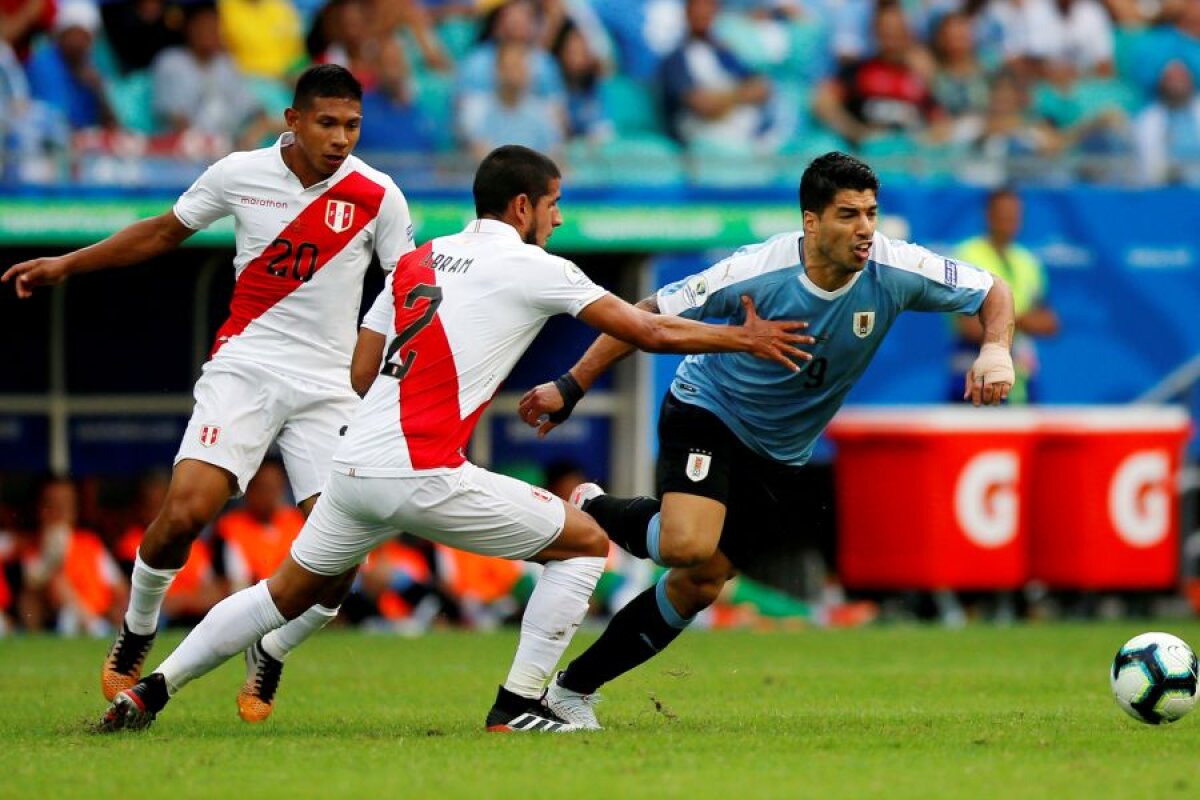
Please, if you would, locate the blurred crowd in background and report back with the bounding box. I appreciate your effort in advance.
[1,0,1199,188]
[0,460,870,636]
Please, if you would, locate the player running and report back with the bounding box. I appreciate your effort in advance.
[518,152,1017,729]
[2,65,415,722]
[95,144,813,734]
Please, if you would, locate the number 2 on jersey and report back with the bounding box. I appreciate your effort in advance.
[381,284,444,381]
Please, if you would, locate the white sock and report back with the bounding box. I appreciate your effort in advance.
[259,604,338,662]
[504,556,605,699]
[155,581,286,695]
[124,552,181,636]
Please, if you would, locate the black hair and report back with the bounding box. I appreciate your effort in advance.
[292,63,362,110]
[799,152,880,214]
[473,145,561,218]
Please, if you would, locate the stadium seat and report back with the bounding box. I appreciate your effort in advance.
[108,70,159,134]
[412,71,457,151]
[569,134,685,187]
[247,77,293,119]
[435,17,481,63]
[600,75,665,136]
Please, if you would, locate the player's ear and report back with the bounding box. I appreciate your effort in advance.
[802,209,819,236]
[284,107,300,130]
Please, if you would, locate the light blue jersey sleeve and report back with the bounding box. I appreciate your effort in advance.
[656,233,802,321]
[870,235,995,315]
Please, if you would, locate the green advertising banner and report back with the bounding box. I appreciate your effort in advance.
[0,199,801,252]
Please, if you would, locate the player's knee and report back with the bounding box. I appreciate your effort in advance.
[667,571,726,615]
[657,533,717,568]
[152,494,214,542]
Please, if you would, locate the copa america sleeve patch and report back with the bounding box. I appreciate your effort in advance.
[944,258,958,287]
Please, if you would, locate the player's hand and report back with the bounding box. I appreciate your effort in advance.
[518,382,564,438]
[740,295,814,372]
[963,342,1014,406]
[2,257,70,298]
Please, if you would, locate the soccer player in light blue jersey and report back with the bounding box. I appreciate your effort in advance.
[518,152,1017,729]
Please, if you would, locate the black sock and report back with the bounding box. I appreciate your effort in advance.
[140,673,171,713]
[559,582,689,694]
[583,495,660,559]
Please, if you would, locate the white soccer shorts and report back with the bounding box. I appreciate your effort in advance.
[289,463,567,576]
[175,359,358,501]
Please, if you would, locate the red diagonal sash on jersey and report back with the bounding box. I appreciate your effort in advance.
[390,245,489,469]
[210,171,387,357]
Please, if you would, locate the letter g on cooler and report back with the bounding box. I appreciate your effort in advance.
[954,451,1019,548]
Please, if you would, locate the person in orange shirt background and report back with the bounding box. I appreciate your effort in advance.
[214,459,304,591]
[19,476,128,636]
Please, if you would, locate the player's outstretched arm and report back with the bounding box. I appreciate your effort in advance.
[2,211,195,298]
[518,294,812,436]
[963,276,1017,407]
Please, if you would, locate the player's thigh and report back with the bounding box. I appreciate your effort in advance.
[533,501,609,563]
[276,384,358,505]
[289,472,397,578]
[396,463,569,562]
[654,392,737,556]
[718,456,803,569]
[176,362,287,496]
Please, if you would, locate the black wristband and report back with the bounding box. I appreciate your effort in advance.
[547,372,584,424]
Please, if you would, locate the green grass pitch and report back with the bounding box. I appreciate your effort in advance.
[3,623,1200,799]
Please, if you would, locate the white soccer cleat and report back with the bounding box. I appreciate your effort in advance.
[568,482,604,511]
[544,672,603,731]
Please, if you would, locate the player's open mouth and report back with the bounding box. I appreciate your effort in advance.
[853,242,871,259]
[325,155,345,166]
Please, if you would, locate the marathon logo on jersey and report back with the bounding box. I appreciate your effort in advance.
[531,486,554,503]
[325,200,355,233]
[944,258,959,287]
[853,311,875,338]
[199,425,220,448]
[686,451,712,482]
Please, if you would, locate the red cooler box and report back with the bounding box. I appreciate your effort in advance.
[827,408,1039,590]
[1029,407,1191,590]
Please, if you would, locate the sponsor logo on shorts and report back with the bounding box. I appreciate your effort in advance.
[687,451,712,482]
[199,425,220,448]
[853,311,875,338]
[531,486,554,503]
[325,200,355,233]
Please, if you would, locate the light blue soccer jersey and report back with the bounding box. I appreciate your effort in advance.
[657,230,994,465]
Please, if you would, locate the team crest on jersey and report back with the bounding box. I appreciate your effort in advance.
[325,200,355,233]
[686,451,712,482]
[853,311,875,338]
[531,486,554,503]
[199,425,220,448]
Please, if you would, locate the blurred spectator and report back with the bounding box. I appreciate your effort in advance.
[214,460,303,590]
[0,0,55,61]
[114,472,220,626]
[930,10,990,119]
[100,0,185,74]
[217,0,304,80]
[347,537,443,631]
[458,0,564,100]
[435,544,522,630]
[813,2,945,146]
[0,38,69,181]
[152,4,277,151]
[953,70,1061,162]
[26,1,119,130]
[459,40,565,159]
[1130,0,1200,94]
[0,523,15,634]
[989,0,1114,79]
[309,0,395,89]
[356,33,437,152]
[660,0,778,149]
[20,476,127,636]
[358,0,450,71]
[550,20,612,141]
[538,0,612,70]
[543,459,586,501]
[950,188,1059,403]
[1132,60,1200,185]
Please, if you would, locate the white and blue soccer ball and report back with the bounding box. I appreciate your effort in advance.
[1110,632,1199,725]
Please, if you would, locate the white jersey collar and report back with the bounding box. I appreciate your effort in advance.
[464,218,523,241]
[274,132,354,189]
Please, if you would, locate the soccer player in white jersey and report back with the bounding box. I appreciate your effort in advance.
[519,152,1018,729]
[2,65,415,722]
[94,144,814,734]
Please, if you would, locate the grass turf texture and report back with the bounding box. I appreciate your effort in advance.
[3,624,1200,799]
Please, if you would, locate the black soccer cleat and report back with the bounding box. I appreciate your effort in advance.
[97,673,170,733]
[485,685,577,733]
[101,622,156,701]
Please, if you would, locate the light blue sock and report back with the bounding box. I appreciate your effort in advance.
[646,513,666,567]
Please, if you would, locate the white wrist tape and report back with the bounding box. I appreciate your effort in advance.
[972,342,1014,386]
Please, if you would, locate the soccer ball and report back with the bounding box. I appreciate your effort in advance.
[1110,632,1199,725]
